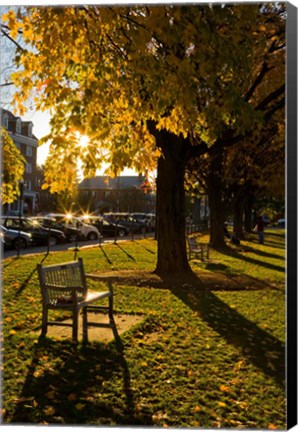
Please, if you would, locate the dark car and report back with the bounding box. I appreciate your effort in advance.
[1,225,32,250]
[1,216,66,246]
[78,216,129,237]
[131,213,156,231]
[29,217,82,243]
[103,213,147,234]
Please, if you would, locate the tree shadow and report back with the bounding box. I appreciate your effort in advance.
[216,245,284,273]
[9,333,152,426]
[167,277,285,389]
[241,245,284,260]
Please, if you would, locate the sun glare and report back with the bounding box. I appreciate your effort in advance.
[78,134,89,149]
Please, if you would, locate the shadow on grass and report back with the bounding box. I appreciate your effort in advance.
[99,245,113,265]
[133,241,156,255]
[116,244,136,261]
[215,245,284,274]
[9,334,152,426]
[242,245,284,260]
[205,262,229,272]
[15,254,49,296]
[3,257,20,268]
[167,277,285,389]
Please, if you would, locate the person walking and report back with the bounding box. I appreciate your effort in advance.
[256,216,265,244]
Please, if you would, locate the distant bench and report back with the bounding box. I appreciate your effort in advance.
[186,236,209,261]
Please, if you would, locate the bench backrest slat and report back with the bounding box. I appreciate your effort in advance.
[37,258,87,305]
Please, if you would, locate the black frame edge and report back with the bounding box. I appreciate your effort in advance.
[286,2,298,430]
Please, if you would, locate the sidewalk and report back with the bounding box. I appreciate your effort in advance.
[34,312,144,342]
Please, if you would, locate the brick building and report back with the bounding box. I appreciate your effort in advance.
[78,175,155,214]
[1,108,39,215]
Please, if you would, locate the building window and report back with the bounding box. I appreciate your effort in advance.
[3,114,8,129]
[25,180,32,191]
[26,163,32,174]
[16,118,21,134]
[26,146,32,157]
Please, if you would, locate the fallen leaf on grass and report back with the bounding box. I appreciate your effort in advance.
[44,406,55,416]
[217,401,226,407]
[268,424,278,430]
[152,411,168,421]
[45,390,56,400]
[67,393,77,401]
[267,361,276,371]
[75,403,86,411]
[14,397,35,404]
[219,385,231,393]
[192,405,202,412]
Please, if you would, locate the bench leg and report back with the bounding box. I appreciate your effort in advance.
[82,307,88,342]
[72,308,79,341]
[41,306,48,336]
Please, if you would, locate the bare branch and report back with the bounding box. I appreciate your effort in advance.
[1,27,24,51]
[0,82,14,87]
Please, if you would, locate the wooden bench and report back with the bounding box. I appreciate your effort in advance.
[187,236,209,261]
[37,257,116,342]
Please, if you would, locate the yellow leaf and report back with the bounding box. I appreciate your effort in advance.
[193,405,202,412]
[45,390,56,400]
[75,403,85,411]
[219,385,231,393]
[217,401,226,407]
[44,406,55,416]
[268,424,277,430]
[9,330,16,336]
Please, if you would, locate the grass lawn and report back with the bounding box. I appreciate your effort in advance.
[1,228,286,428]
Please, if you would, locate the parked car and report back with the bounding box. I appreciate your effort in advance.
[0,216,66,246]
[131,213,156,231]
[30,217,82,243]
[78,215,129,237]
[46,213,100,240]
[103,213,147,234]
[277,218,285,228]
[1,225,32,250]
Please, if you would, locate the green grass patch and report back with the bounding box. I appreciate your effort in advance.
[2,231,286,428]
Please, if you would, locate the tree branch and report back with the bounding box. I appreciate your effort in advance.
[244,62,272,102]
[256,84,285,111]
[0,82,14,87]
[1,27,24,51]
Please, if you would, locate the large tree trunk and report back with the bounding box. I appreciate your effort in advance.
[153,133,193,276]
[233,197,244,239]
[233,187,245,239]
[206,150,226,249]
[243,190,254,233]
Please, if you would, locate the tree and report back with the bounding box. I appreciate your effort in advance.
[3,4,285,275]
[1,127,25,204]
